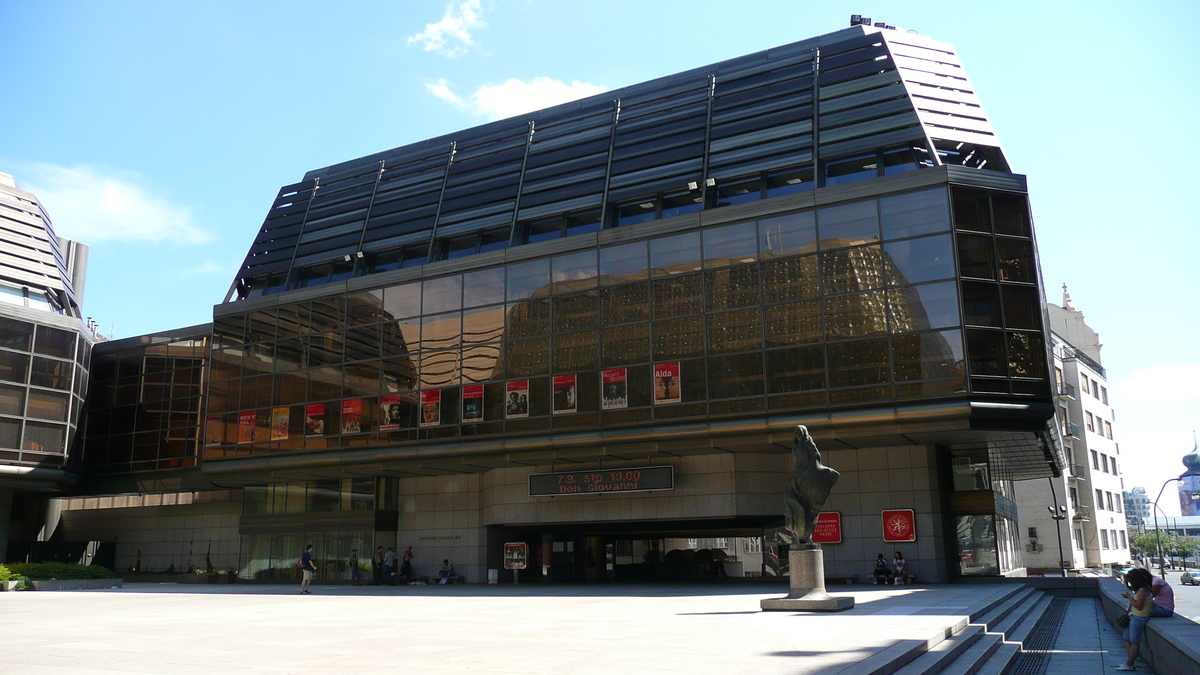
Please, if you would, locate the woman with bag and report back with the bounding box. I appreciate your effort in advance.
[1116,568,1154,671]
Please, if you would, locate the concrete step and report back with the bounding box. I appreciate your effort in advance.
[938,632,1003,675]
[972,642,1019,675]
[989,591,1044,641]
[973,587,1038,633]
[1004,593,1055,647]
[891,625,985,675]
[965,586,1028,624]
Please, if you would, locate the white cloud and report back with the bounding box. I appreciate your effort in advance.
[407,0,485,58]
[1117,364,1200,404]
[181,261,225,277]
[426,77,609,121]
[20,164,210,245]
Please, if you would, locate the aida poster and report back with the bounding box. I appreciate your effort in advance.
[237,411,255,443]
[462,385,484,422]
[653,361,681,404]
[380,394,402,431]
[341,399,362,434]
[305,403,325,437]
[419,390,441,427]
[601,368,627,410]
[270,407,290,441]
[506,380,529,418]
[552,374,577,414]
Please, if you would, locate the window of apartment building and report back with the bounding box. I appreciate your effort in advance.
[1074,528,1083,550]
[1101,385,1109,405]
[1101,530,1109,549]
[1054,367,1063,388]
[1059,406,1069,434]
[1106,492,1114,511]
[744,538,762,554]
[1115,498,1122,513]
[713,537,729,550]
[1091,379,1099,398]
[1095,488,1105,510]
[1081,378,1090,395]
[1119,531,1127,548]
[1086,412,1095,432]
[1105,421,1113,439]
[1101,454,1109,473]
[1091,450,1099,470]
[1069,487,1079,509]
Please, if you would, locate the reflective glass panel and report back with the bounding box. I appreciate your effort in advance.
[708,352,764,398]
[461,344,501,383]
[952,188,991,232]
[552,331,598,372]
[650,232,702,277]
[961,282,1002,327]
[1008,332,1047,379]
[766,345,825,393]
[421,312,462,350]
[599,242,648,284]
[505,337,550,377]
[822,245,884,295]
[705,266,759,311]
[764,299,822,347]
[761,255,819,302]
[827,338,890,388]
[552,250,598,294]
[996,238,1035,283]
[818,200,879,248]
[506,298,551,338]
[552,292,598,333]
[991,194,1030,237]
[600,283,649,324]
[383,283,421,320]
[759,211,816,259]
[1002,286,1041,330]
[462,305,505,345]
[957,234,996,279]
[419,350,460,388]
[423,276,463,314]
[889,281,961,332]
[883,234,955,285]
[652,316,705,360]
[464,268,506,308]
[880,188,951,240]
[660,191,703,219]
[715,178,762,207]
[765,166,815,197]
[706,308,762,353]
[651,274,703,318]
[34,326,74,359]
[824,291,888,340]
[30,356,71,390]
[601,323,650,366]
[0,351,29,384]
[702,222,758,267]
[892,329,964,382]
[824,154,878,186]
[507,259,551,301]
[966,329,1006,376]
[617,200,657,227]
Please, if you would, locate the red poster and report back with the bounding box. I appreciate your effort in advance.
[237,411,255,444]
[462,385,484,422]
[653,361,681,405]
[811,512,842,544]
[506,380,529,419]
[341,399,362,434]
[380,394,402,430]
[601,368,627,410]
[552,374,577,414]
[419,390,441,427]
[882,509,917,542]
[504,542,527,570]
[305,403,325,437]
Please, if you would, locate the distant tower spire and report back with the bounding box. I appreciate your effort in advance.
[1062,283,1075,311]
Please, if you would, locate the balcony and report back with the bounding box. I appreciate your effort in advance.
[1073,506,1091,521]
[1068,463,1087,480]
[1063,423,1081,440]
[1025,542,1044,553]
[1057,382,1076,400]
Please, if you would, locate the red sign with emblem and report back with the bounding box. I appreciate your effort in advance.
[811,511,842,544]
[882,509,916,542]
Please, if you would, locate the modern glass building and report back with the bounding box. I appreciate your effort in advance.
[53,23,1067,582]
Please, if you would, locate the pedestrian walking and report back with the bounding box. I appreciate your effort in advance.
[371,546,384,585]
[384,547,398,585]
[349,548,361,586]
[299,543,316,594]
[401,546,414,583]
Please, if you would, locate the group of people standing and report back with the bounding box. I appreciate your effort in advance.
[1115,568,1174,671]
[301,545,456,592]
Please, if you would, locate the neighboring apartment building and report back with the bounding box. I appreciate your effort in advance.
[1014,286,1130,572]
[28,23,1069,582]
[0,171,97,563]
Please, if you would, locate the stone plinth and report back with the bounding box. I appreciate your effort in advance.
[761,548,853,612]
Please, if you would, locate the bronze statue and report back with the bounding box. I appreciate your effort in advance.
[783,425,839,546]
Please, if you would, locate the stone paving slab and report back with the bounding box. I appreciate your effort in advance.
[1044,597,1131,674]
[0,583,1017,675]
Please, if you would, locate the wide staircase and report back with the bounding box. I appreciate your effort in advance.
[845,585,1068,675]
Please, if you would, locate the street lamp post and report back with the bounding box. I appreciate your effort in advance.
[1151,443,1200,578]
[1047,477,1068,577]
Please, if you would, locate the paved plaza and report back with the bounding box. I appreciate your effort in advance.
[2,582,1026,675]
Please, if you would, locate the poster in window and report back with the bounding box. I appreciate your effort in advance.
[270,407,290,441]
[380,394,403,431]
[237,411,255,443]
[462,385,484,423]
[552,374,577,414]
[205,416,223,446]
[601,368,627,410]
[305,403,325,437]
[419,389,441,427]
[506,379,529,418]
[653,361,681,405]
[341,398,362,434]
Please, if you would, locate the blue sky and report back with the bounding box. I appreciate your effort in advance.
[2,1,1198,510]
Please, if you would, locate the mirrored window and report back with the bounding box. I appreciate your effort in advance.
[761,255,819,302]
[423,276,463,314]
[893,329,964,382]
[1008,332,1046,379]
[0,321,34,352]
[961,282,1002,327]
[421,312,462,350]
[996,239,1035,283]
[600,283,649,324]
[507,259,551,301]
[966,330,1006,376]
[880,188,950,240]
[705,266,759,311]
[599,241,648,284]
[991,194,1030,237]
[651,274,703,318]
[715,178,762,207]
[766,166,815,198]
[706,308,762,353]
[552,250,598,294]
[661,190,703,219]
[952,188,991,232]
[957,234,996,279]
[1002,286,1041,330]
[506,298,551,338]
[650,232,702,277]
[824,291,888,340]
[652,316,705,360]
[818,200,879,249]
[462,305,505,345]
[601,323,650,366]
[463,268,506,308]
[764,299,822,347]
[759,211,816,259]
[827,338,890,388]
[883,234,955,286]
[822,245,883,295]
[708,353,764,398]
[889,281,961,332]
[552,292,598,333]
[383,283,421,320]
[766,345,825,393]
[702,222,758,267]
[34,326,74,359]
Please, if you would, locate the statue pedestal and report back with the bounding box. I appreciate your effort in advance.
[761,548,854,612]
